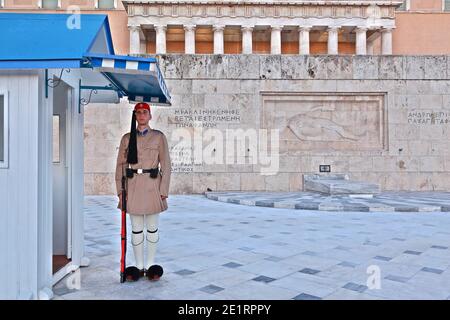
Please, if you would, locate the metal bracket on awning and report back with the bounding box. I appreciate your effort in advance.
[78,82,122,113]
[45,68,71,98]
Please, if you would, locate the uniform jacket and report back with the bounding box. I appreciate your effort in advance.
[115,125,172,215]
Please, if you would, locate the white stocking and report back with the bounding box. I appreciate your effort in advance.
[145,213,160,269]
[129,214,144,270]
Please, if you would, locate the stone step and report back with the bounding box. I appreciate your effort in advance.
[304,173,381,195]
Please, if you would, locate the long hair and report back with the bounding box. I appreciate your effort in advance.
[127,110,138,164]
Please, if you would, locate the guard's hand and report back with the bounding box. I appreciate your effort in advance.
[161,195,168,200]
[118,194,128,202]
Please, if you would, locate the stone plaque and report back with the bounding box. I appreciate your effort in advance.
[261,92,387,152]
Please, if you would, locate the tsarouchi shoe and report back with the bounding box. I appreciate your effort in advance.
[146,265,163,281]
[125,266,145,282]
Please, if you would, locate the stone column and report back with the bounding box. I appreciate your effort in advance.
[184,24,196,54]
[299,26,311,55]
[381,27,393,55]
[128,25,142,55]
[270,25,283,54]
[355,27,367,55]
[241,26,253,54]
[155,24,167,54]
[213,25,225,54]
[327,26,339,55]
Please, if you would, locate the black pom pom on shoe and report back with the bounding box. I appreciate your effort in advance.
[146,265,164,281]
[125,266,142,282]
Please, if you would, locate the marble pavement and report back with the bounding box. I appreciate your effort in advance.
[53,195,450,300]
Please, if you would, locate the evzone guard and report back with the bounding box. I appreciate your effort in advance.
[115,102,172,282]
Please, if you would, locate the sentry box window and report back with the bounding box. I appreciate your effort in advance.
[52,115,60,163]
[0,92,8,168]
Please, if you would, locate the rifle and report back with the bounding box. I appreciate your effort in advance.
[120,175,127,283]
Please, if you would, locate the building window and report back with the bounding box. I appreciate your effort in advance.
[39,0,60,9]
[96,0,116,9]
[0,92,8,168]
[397,0,409,11]
[0,0,4,8]
[445,0,450,11]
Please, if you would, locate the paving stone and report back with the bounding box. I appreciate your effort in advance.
[299,268,321,275]
[343,282,368,293]
[385,275,410,283]
[404,250,422,255]
[252,275,277,283]
[293,293,322,300]
[420,267,444,275]
[431,245,448,250]
[373,256,393,262]
[222,262,243,268]
[174,269,196,276]
[338,261,358,268]
[199,284,224,294]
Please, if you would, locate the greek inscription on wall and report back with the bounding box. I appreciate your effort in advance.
[407,110,450,125]
[169,108,241,128]
[168,108,241,172]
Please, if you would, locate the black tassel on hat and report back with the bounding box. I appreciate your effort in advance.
[127,110,138,164]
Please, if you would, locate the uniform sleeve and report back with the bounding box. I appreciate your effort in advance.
[158,133,172,197]
[115,135,128,196]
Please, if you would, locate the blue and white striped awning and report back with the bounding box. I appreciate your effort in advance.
[0,13,172,106]
[83,53,171,106]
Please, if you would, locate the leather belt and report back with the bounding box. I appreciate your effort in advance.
[126,167,159,179]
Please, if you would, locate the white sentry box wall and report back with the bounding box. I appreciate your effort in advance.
[0,68,87,300]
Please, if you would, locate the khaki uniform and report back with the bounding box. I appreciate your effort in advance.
[115,125,171,215]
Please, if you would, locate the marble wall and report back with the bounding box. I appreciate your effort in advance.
[84,55,450,194]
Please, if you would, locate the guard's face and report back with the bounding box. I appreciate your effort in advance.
[135,109,151,125]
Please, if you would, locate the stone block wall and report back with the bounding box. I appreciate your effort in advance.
[84,55,450,194]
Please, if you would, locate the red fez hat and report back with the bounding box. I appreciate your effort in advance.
[134,102,150,112]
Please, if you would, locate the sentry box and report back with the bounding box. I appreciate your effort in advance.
[0,13,171,299]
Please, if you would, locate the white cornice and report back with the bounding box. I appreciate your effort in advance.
[122,0,404,7]
[124,0,400,19]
